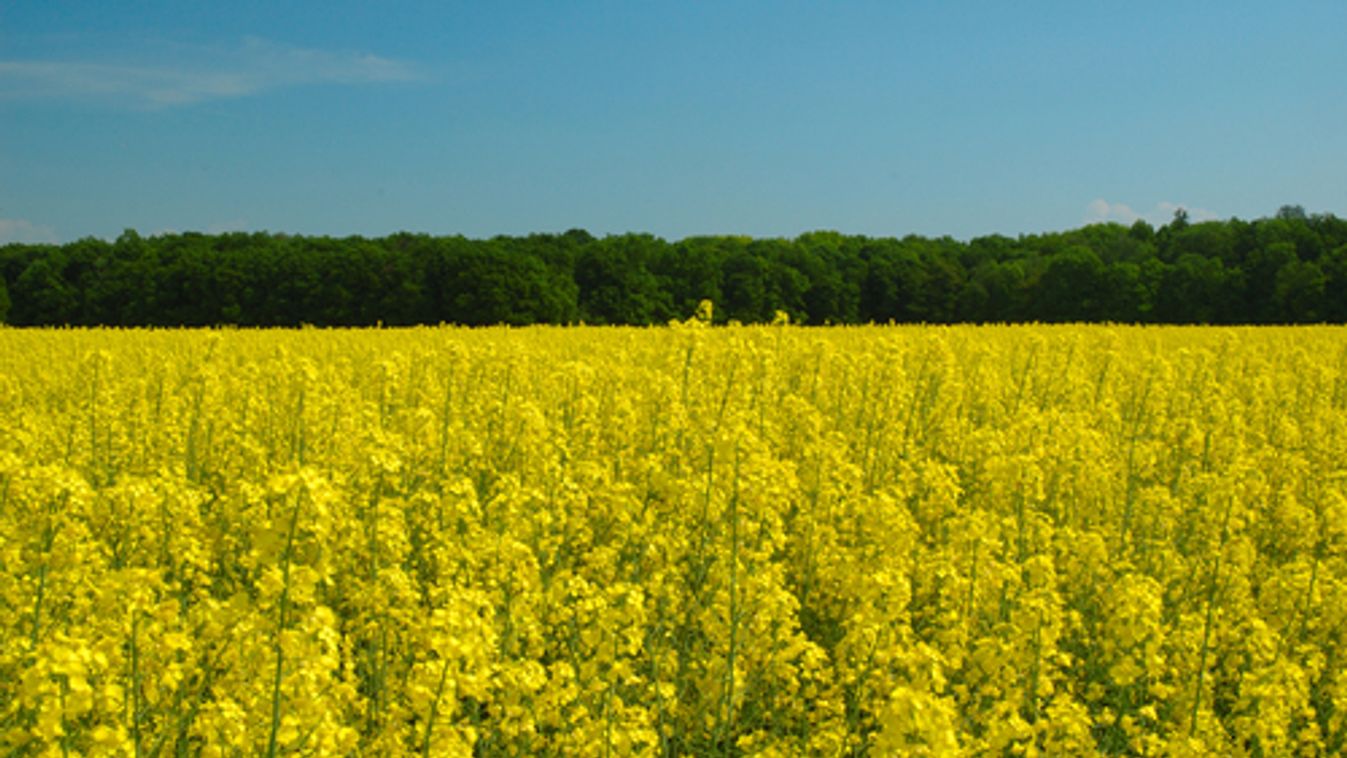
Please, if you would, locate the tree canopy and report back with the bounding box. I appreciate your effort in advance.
[2,210,1345,326]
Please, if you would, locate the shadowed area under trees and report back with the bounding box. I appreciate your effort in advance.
[1,207,1344,326]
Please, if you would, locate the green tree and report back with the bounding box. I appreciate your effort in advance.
[1128,219,1155,244]
[2,214,1344,326]
[1273,259,1327,323]
[794,232,864,323]
[1244,241,1297,321]
[862,240,928,321]
[1276,204,1308,221]
[720,246,770,323]
[12,256,78,325]
[1323,245,1347,322]
[751,238,808,321]
[1153,254,1233,323]
[576,235,668,324]
[1170,207,1190,230]
[1035,246,1106,321]
[433,241,574,326]
[83,229,159,324]
[655,238,725,320]
[1100,262,1150,322]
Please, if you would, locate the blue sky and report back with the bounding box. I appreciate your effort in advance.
[2,2,1345,244]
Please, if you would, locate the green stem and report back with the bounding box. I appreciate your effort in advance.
[719,447,742,756]
[265,502,302,758]
[1190,496,1235,735]
[420,658,452,757]
[30,563,47,650]
[131,612,143,758]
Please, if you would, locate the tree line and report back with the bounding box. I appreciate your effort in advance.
[1,206,1344,326]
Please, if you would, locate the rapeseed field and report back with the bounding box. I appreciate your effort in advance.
[2,322,1345,755]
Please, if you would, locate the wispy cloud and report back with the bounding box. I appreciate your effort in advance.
[1085,198,1219,227]
[0,218,58,244]
[0,37,419,107]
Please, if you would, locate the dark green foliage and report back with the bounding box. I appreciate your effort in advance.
[2,208,1345,326]
[576,235,669,324]
[13,255,79,325]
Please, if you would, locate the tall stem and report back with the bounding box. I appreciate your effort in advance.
[265,500,302,758]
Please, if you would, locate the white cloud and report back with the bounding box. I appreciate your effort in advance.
[1085,198,1219,227]
[1086,199,1143,225]
[0,218,58,244]
[0,37,420,107]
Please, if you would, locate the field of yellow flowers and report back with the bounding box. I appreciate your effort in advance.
[2,321,1346,756]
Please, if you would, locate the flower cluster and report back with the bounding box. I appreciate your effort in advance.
[1,324,1345,755]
